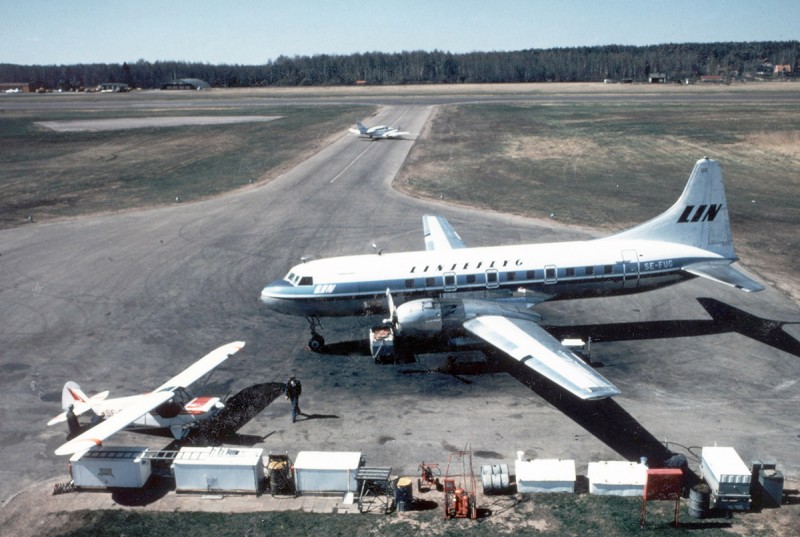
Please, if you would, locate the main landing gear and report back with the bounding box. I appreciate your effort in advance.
[306,316,325,352]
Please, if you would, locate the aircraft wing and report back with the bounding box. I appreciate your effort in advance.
[463,316,621,400]
[423,215,466,251]
[683,261,764,292]
[155,341,245,392]
[383,130,409,138]
[54,390,175,456]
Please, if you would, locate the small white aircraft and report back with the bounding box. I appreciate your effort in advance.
[47,341,245,456]
[349,120,410,139]
[260,158,764,400]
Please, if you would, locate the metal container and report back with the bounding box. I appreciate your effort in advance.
[172,447,264,494]
[70,446,151,489]
[587,461,646,497]
[294,451,362,493]
[700,446,750,510]
[759,469,784,508]
[516,459,575,494]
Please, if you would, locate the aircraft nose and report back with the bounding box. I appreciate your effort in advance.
[260,280,288,305]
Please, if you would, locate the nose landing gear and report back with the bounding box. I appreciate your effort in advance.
[306,317,325,352]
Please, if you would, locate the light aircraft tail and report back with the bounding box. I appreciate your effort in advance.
[609,157,763,292]
[348,121,368,135]
[46,381,109,426]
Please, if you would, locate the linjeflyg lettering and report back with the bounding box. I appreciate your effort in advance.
[677,204,722,223]
[410,258,525,275]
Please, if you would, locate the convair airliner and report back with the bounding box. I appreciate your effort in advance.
[260,158,763,400]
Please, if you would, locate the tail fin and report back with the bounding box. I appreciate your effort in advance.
[62,381,90,409]
[356,121,367,134]
[611,158,735,259]
[46,382,109,426]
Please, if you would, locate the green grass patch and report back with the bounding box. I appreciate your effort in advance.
[51,494,770,537]
[0,104,374,227]
[399,102,800,292]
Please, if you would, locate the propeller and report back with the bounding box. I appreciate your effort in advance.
[383,288,400,332]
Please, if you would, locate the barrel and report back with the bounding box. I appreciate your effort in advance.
[267,460,292,495]
[689,484,711,519]
[481,463,510,494]
[395,477,414,511]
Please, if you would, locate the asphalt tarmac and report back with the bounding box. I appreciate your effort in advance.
[1,95,799,508]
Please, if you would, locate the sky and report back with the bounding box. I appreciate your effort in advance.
[2,0,799,65]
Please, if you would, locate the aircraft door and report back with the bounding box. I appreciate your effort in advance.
[622,250,639,288]
[485,269,499,289]
[544,265,558,284]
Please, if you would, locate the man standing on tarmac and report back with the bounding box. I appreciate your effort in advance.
[286,375,302,423]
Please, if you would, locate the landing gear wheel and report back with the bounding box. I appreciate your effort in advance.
[308,334,325,352]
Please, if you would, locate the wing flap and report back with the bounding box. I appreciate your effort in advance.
[54,390,175,456]
[463,316,620,400]
[683,261,764,292]
[155,341,244,392]
[423,215,466,251]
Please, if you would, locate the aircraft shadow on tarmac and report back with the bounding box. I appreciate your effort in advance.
[190,382,287,445]
[320,298,800,468]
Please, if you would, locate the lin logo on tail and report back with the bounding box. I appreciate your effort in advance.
[677,204,722,223]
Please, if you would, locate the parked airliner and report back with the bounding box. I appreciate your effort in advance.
[260,158,763,400]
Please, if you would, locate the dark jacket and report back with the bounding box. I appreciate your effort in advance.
[287,378,302,399]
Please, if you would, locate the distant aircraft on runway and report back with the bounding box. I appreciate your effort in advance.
[260,158,764,401]
[47,341,244,455]
[349,120,410,139]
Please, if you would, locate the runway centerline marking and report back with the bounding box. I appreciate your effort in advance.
[330,143,375,184]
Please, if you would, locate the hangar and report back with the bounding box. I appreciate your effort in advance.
[161,78,210,90]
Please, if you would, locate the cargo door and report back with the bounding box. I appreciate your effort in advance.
[622,250,639,289]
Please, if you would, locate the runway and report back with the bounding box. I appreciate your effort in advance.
[1,96,799,507]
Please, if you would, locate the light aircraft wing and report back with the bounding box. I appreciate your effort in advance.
[54,390,175,456]
[423,215,466,251]
[155,341,245,392]
[463,316,620,400]
[383,130,409,138]
[683,261,764,292]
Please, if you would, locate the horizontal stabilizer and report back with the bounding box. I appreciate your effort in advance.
[47,384,109,426]
[463,316,620,400]
[423,215,466,251]
[683,261,764,292]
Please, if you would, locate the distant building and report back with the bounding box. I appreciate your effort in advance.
[700,75,723,84]
[0,82,30,93]
[648,73,667,83]
[97,83,129,93]
[161,78,210,90]
[774,64,792,76]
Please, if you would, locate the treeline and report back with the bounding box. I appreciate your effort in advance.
[2,41,798,90]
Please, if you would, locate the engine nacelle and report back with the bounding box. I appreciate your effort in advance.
[393,297,542,341]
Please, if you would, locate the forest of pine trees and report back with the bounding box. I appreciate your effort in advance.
[1,41,797,91]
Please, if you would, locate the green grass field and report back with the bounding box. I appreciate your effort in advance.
[53,493,776,537]
[398,101,800,298]
[0,103,374,226]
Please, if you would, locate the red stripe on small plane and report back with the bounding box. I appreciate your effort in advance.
[68,387,88,402]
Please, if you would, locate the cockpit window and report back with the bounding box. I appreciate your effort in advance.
[298,276,314,286]
[285,272,295,283]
